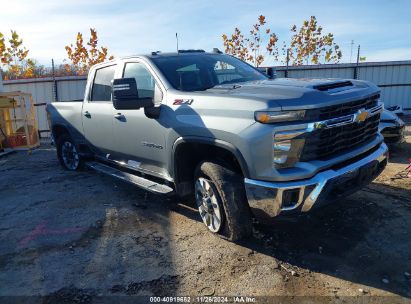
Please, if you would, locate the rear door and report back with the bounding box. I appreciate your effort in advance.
[82,64,116,157]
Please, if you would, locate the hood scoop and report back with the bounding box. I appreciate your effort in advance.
[313,81,353,92]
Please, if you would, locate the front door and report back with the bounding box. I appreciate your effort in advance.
[111,61,168,178]
[82,64,116,157]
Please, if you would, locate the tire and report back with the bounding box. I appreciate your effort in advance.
[56,134,83,171]
[194,161,252,241]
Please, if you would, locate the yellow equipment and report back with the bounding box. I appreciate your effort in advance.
[0,91,39,150]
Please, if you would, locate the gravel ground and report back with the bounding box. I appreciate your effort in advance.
[0,120,410,303]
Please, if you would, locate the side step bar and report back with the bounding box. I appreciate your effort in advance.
[86,161,174,195]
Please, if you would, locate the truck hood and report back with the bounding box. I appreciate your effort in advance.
[204,78,379,110]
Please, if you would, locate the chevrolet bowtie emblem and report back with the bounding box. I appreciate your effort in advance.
[355,109,369,123]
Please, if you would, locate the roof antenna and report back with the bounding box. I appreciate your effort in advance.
[176,32,179,53]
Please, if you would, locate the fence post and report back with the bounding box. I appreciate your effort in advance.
[285,49,290,78]
[52,59,58,102]
[0,70,4,92]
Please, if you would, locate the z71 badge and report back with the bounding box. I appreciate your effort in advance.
[173,99,194,105]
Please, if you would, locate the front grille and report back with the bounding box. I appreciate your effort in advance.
[305,94,379,121]
[301,113,380,161]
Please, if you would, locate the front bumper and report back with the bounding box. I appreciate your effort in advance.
[244,143,388,219]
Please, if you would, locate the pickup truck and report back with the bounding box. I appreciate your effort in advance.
[47,50,388,241]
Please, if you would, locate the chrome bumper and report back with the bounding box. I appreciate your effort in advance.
[244,143,388,219]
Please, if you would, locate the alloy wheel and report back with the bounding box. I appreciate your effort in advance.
[61,141,79,170]
[195,177,223,232]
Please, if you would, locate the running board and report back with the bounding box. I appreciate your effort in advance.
[86,161,174,195]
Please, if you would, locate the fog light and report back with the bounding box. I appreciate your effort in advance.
[273,132,305,168]
[273,139,291,164]
[273,139,291,151]
[273,153,288,164]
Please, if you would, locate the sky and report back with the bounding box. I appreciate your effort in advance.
[0,0,410,66]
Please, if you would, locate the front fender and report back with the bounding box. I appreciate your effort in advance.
[171,136,250,179]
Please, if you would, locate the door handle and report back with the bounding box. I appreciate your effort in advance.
[84,111,91,118]
[114,113,125,120]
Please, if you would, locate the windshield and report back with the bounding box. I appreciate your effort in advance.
[151,53,267,91]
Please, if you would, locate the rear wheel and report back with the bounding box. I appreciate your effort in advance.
[56,134,83,171]
[194,161,252,241]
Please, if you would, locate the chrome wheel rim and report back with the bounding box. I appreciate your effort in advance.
[61,141,79,170]
[195,177,222,232]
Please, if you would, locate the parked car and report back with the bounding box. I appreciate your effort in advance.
[47,50,388,241]
[379,109,405,145]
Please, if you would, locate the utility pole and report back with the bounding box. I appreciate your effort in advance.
[350,40,354,63]
[354,45,360,79]
[176,33,179,53]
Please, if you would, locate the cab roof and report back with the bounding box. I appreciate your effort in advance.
[124,49,223,59]
[91,49,225,69]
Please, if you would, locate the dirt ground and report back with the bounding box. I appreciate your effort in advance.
[1,119,411,303]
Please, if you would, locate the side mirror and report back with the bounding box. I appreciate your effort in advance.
[112,78,153,110]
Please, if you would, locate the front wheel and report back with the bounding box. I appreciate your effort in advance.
[194,161,252,241]
[56,134,83,171]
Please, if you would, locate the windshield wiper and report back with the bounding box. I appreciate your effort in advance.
[211,84,242,90]
[193,83,243,92]
[195,85,216,91]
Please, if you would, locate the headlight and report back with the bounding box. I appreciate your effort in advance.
[255,110,305,124]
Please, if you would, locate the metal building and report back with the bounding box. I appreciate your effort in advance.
[274,60,411,110]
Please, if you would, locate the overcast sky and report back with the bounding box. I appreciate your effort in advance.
[1,0,410,66]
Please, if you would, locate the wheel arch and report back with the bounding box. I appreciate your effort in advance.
[171,137,249,197]
[51,124,71,141]
[52,124,92,156]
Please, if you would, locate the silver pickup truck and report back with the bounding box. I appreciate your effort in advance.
[47,50,388,241]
